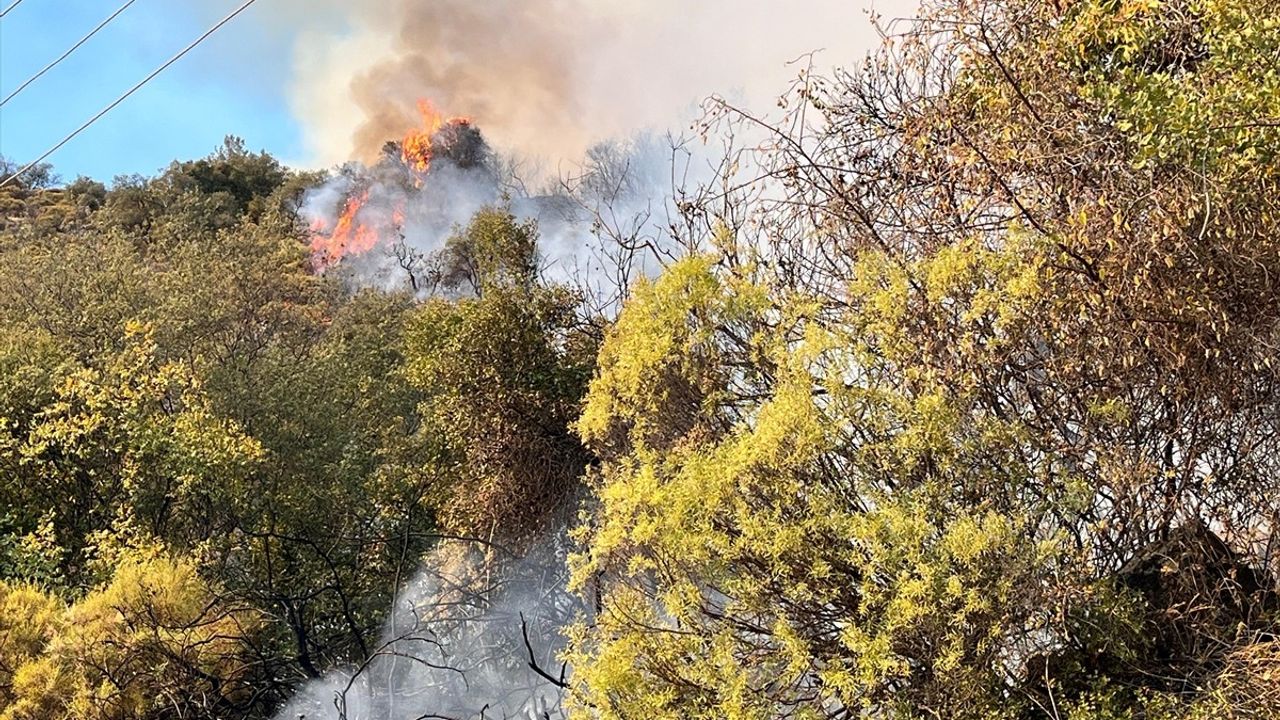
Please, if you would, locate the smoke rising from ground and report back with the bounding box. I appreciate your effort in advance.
[273,541,580,720]
[281,0,918,168]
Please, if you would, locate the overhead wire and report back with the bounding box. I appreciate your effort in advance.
[0,0,27,19]
[1,0,140,108]
[0,0,262,189]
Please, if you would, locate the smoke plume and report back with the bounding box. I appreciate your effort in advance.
[281,0,918,167]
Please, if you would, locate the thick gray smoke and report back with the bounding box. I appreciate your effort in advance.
[280,0,918,168]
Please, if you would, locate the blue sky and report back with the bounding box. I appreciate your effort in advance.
[0,0,307,183]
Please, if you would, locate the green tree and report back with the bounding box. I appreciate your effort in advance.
[0,323,263,585]
[0,146,436,700]
[405,208,595,542]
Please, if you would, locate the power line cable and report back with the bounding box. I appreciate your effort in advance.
[0,0,261,189]
[0,0,27,18]
[1,0,139,108]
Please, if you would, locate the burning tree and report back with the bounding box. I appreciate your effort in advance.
[307,99,495,275]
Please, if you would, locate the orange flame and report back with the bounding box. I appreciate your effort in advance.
[310,190,381,269]
[401,99,471,178]
[309,98,468,270]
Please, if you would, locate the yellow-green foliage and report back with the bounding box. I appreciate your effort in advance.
[1067,0,1280,174]
[0,554,256,720]
[5,322,264,569]
[0,582,61,707]
[577,255,769,457]
[568,257,1060,718]
[566,1,1280,716]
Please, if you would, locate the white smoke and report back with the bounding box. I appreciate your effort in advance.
[274,541,580,720]
[298,126,696,305]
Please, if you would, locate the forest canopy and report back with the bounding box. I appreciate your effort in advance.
[2,0,1280,718]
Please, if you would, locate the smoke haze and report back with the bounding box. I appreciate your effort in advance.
[279,0,919,167]
[273,541,580,720]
